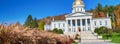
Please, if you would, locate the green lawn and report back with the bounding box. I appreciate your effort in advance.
[111,33,120,43]
[101,32,120,43]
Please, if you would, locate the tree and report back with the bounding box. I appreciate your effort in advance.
[24,14,33,28]
[24,14,38,29]
[103,5,109,14]
[31,18,38,28]
[96,3,103,12]
[38,21,45,30]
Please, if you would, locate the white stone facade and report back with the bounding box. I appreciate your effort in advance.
[44,0,112,35]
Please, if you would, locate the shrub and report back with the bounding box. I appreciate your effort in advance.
[53,28,58,33]
[94,27,112,35]
[53,28,63,34]
[94,28,100,33]
[58,29,63,34]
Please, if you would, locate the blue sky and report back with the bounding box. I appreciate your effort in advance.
[0,0,120,25]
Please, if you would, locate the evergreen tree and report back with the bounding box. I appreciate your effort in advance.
[108,6,115,16]
[96,3,103,12]
[24,14,38,28]
[24,14,33,27]
[103,5,109,14]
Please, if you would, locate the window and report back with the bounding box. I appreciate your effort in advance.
[82,19,85,26]
[105,21,107,25]
[63,29,65,32]
[88,27,91,31]
[59,23,60,27]
[68,20,71,26]
[100,21,102,25]
[94,21,96,26]
[83,27,85,31]
[81,8,82,11]
[63,23,65,27]
[54,24,56,28]
[69,28,71,32]
[77,8,79,12]
[72,20,75,26]
[74,28,76,32]
[77,19,80,26]
[87,19,90,25]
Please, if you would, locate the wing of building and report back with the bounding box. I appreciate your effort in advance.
[44,0,112,35]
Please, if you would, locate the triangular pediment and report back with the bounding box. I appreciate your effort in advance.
[65,12,92,17]
[71,13,85,16]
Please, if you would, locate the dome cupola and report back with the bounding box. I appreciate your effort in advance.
[72,0,85,13]
[73,0,84,6]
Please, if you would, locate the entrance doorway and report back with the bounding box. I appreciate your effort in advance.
[78,27,81,32]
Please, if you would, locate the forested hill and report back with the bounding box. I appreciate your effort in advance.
[38,14,66,24]
[38,4,120,27]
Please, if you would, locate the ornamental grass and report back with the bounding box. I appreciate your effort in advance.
[0,23,70,44]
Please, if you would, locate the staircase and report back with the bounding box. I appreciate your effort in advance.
[80,31,104,42]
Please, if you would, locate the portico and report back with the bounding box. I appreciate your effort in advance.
[66,17,92,32]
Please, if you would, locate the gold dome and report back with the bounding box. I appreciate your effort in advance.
[73,0,84,5]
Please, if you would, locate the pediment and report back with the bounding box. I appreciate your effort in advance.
[71,13,85,16]
[65,12,92,17]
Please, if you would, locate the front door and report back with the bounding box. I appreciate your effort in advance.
[78,27,81,32]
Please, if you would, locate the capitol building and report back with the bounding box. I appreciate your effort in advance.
[44,0,112,38]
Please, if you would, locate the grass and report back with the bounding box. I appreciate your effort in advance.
[111,33,120,43]
[101,32,120,43]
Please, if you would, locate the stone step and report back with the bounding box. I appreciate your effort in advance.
[81,38,97,40]
[81,40,105,42]
[80,31,98,40]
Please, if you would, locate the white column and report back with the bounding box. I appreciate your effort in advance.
[75,19,78,32]
[85,18,88,31]
[90,18,93,32]
[66,20,68,32]
[80,19,83,31]
[70,19,73,32]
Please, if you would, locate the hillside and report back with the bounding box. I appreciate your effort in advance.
[38,14,66,25]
